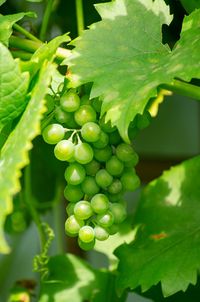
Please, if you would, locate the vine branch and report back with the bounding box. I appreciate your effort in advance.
[39,0,54,41]
[76,0,84,36]
[160,80,200,101]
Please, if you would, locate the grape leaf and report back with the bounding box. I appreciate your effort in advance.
[0,43,29,128]
[39,254,125,302]
[115,155,200,297]
[66,0,200,141]
[0,62,54,254]
[180,0,200,13]
[0,0,6,6]
[94,217,137,269]
[0,12,36,46]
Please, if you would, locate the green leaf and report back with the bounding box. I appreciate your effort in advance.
[39,254,125,302]
[115,156,200,297]
[0,62,54,254]
[94,217,137,269]
[180,0,200,14]
[0,43,29,128]
[0,12,36,46]
[0,0,7,6]
[66,0,200,141]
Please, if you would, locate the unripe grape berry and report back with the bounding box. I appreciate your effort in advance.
[64,184,84,202]
[120,170,140,191]
[81,122,101,142]
[94,225,109,241]
[42,124,65,144]
[54,140,74,161]
[106,155,124,176]
[74,200,93,220]
[116,143,138,164]
[84,159,100,176]
[96,211,114,228]
[92,131,109,149]
[60,91,80,112]
[109,203,127,224]
[64,163,86,185]
[81,176,100,196]
[107,179,122,194]
[66,203,75,216]
[65,215,84,235]
[95,169,113,188]
[94,145,112,162]
[91,194,109,214]
[74,105,96,126]
[79,226,95,243]
[78,238,95,250]
[74,142,94,164]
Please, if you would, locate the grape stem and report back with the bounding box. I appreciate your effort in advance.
[160,80,200,101]
[24,165,46,251]
[13,23,41,42]
[9,35,71,62]
[39,0,54,41]
[75,0,84,36]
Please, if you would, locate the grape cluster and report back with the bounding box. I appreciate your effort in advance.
[42,89,140,250]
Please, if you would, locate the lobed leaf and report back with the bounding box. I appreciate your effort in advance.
[0,62,54,253]
[39,254,125,302]
[0,43,29,128]
[0,12,36,46]
[66,0,200,141]
[115,156,200,297]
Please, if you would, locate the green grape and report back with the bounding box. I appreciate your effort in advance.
[94,225,109,241]
[54,140,74,161]
[44,94,55,115]
[136,111,151,129]
[81,122,101,142]
[109,203,127,224]
[92,131,109,149]
[64,184,84,202]
[55,106,74,125]
[42,123,65,144]
[64,163,86,185]
[108,179,122,194]
[106,192,123,202]
[96,211,114,228]
[81,176,100,196]
[92,97,102,112]
[91,193,109,214]
[74,200,93,220]
[84,159,100,176]
[10,211,27,233]
[78,238,95,250]
[66,203,75,216]
[94,145,112,162]
[123,156,139,168]
[106,155,124,176]
[120,170,140,191]
[107,223,119,235]
[60,90,80,112]
[65,215,84,236]
[99,115,116,133]
[78,225,95,243]
[109,130,122,145]
[74,142,94,164]
[116,143,138,164]
[74,105,96,126]
[95,169,113,188]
